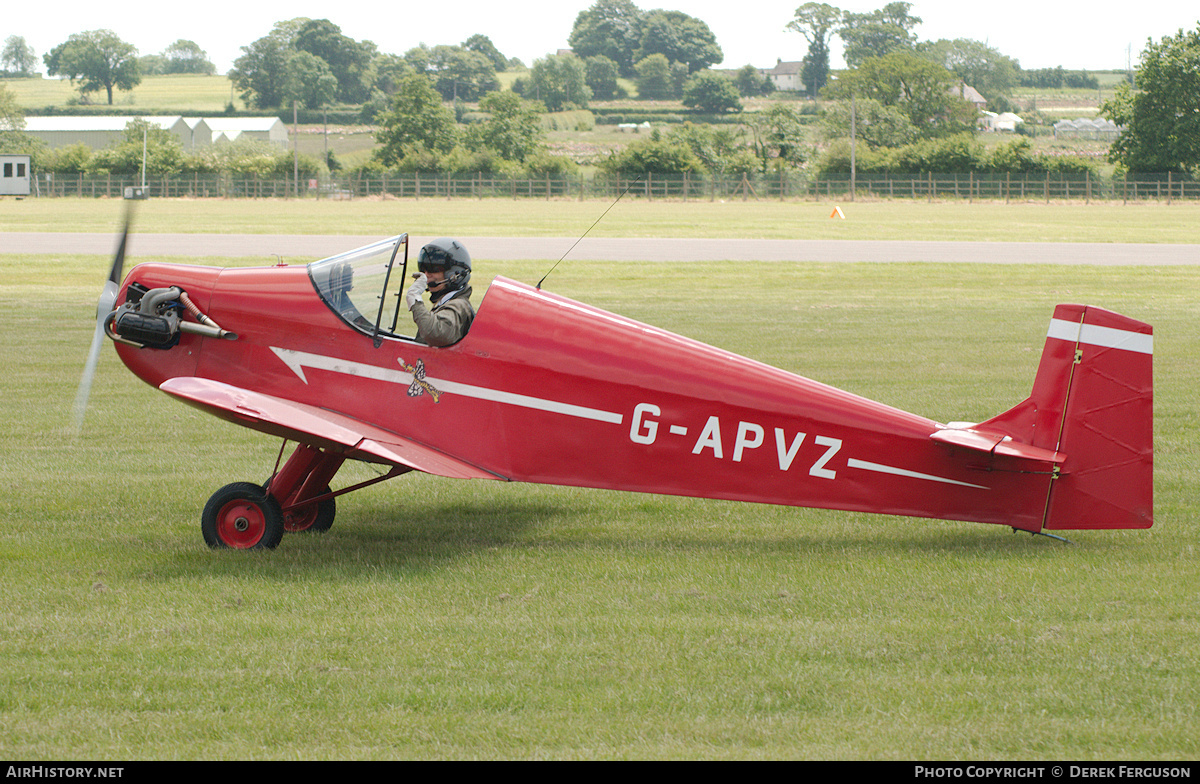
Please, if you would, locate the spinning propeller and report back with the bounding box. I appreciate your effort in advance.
[72,210,131,435]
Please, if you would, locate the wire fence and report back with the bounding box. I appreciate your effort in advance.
[26,170,1200,203]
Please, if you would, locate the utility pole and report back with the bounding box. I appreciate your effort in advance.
[293,101,299,199]
[850,95,857,203]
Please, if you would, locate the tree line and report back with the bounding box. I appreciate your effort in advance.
[3,2,1198,178]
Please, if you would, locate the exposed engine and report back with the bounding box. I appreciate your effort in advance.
[106,283,236,349]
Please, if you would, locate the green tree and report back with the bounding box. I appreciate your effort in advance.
[89,118,185,176]
[161,39,216,75]
[463,91,544,162]
[373,74,457,167]
[527,52,591,111]
[787,3,843,95]
[666,123,756,175]
[1103,25,1200,173]
[889,133,982,173]
[918,38,1018,104]
[39,142,92,173]
[44,30,141,105]
[749,103,809,171]
[0,85,24,134]
[463,34,508,72]
[0,89,43,164]
[818,97,918,147]
[283,50,338,109]
[986,137,1040,173]
[733,64,773,97]
[634,53,673,100]
[138,55,166,75]
[568,0,644,77]
[598,132,706,176]
[635,9,722,73]
[824,50,975,135]
[295,19,376,103]
[800,43,831,98]
[0,85,42,159]
[2,36,38,76]
[371,53,412,95]
[230,24,295,108]
[585,55,622,100]
[406,44,499,102]
[682,70,742,113]
[838,1,920,67]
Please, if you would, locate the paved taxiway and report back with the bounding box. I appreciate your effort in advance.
[3,233,1198,264]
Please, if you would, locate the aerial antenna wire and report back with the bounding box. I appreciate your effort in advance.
[536,174,642,290]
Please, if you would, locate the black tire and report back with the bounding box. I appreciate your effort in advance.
[283,488,336,534]
[201,482,285,550]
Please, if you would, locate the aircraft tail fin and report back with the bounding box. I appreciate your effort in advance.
[980,304,1153,530]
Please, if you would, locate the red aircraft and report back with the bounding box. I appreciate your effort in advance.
[75,225,1153,549]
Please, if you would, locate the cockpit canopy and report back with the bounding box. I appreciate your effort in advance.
[308,234,412,342]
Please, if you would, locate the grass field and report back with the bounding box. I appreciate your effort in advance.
[2,74,243,114]
[1,200,1198,759]
[7,198,1200,245]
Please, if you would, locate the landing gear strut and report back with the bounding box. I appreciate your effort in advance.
[200,442,410,550]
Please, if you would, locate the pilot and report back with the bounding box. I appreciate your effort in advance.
[405,238,475,346]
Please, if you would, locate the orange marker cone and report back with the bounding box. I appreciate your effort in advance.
[830,206,845,219]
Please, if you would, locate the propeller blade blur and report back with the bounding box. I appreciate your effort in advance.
[72,213,131,435]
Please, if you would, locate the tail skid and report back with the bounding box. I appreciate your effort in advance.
[980,305,1154,530]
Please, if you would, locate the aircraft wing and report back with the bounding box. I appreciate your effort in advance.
[159,377,506,481]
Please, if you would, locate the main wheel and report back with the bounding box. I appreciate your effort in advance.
[283,487,336,533]
[202,482,285,550]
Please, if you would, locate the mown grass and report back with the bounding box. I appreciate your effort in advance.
[1,240,1197,758]
[7,198,1200,244]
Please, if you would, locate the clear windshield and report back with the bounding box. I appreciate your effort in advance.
[309,235,412,339]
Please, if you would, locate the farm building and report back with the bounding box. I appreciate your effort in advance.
[203,118,289,147]
[22,116,287,150]
[23,116,212,150]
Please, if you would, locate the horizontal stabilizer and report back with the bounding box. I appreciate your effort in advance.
[930,427,1065,463]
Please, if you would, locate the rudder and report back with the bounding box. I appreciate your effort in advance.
[982,305,1153,530]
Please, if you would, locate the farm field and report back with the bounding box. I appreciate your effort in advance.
[2,74,244,114]
[0,193,1197,758]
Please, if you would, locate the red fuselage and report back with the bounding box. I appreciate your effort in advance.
[115,260,1065,532]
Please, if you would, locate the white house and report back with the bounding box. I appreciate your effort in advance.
[759,60,805,92]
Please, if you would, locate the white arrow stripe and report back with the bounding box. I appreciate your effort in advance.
[847,458,989,489]
[270,347,623,425]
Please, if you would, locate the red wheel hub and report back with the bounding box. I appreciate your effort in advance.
[283,505,318,532]
[215,498,267,548]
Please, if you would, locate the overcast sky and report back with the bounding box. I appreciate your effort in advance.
[5,1,1197,75]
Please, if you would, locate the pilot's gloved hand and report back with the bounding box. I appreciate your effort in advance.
[406,273,428,310]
